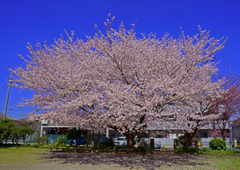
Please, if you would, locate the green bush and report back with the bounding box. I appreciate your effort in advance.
[174,146,199,153]
[99,137,115,149]
[32,143,39,148]
[36,136,48,145]
[113,145,122,152]
[209,138,226,151]
[25,143,31,147]
[134,147,146,152]
[200,147,210,153]
[57,136,67,145]
[54,143,60,148]
[146,146,153,152]
[40,145,49,148]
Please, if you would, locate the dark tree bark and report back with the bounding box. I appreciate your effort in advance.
[125,133,135,148]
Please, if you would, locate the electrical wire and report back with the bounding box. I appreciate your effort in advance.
[0,86,8,93]
[0,84,7,90]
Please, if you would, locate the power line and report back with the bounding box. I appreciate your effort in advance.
[0,84,7,90]
[0,86,8,93]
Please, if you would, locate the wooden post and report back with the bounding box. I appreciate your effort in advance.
[150,138,154,150]
[174,139,178,150]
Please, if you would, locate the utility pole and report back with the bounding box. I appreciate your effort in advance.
[228,60,230,79]
[3,71,12,119]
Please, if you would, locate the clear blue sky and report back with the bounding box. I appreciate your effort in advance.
[0,0,240,119]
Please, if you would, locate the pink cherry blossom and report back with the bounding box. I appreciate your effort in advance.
[11,14,227,148]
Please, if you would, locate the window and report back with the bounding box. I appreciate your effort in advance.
[199,132,208,138]
[156,134,166,138]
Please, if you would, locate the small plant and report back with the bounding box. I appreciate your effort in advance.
[36,136,48,146]
[32,143,39,148]
[54,143,60,148]
[40,145,49,148]
[146,146,153,152]
[57,136,67,145]
[174,146,199,153]
[113,145,122,152]
[198,147,210,153]
[99,137,115,149]
[25,143,31,147]
[209,138,226,151]
[48,144,54,148]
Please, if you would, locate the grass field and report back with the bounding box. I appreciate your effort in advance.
[0,148,240,170]
[0,148,49,170]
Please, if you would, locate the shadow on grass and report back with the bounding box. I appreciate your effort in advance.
[42,151,210,169]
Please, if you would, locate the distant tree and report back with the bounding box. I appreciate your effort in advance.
[19,126,33,144]
[66,128,82,147]
[0,119,16,144]
[211,75,240,141]
[9,126,21,144]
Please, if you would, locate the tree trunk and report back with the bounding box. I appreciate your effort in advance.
[186,133,193,148]
[221,130,226,141]
[185,128,198,148]
[11,138,14,144]
[5,138,8,144]
[23,134,29,144]
[125,133,136,149]
[75,138,78,148]
[15,138,19,145]
[23,137,26,144]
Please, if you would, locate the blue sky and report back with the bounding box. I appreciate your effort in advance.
[0,0,240,119]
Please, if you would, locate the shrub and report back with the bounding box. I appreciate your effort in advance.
[25,143,31,147]
[99,137,115,149]
[113,145,122,152]
[134,147,146,152]
[54,143,60,148]
[57,136,66,145]
[174,146,199,153]
[209,138,226,151]
[36,136,48,146]
[40,145,49,148]
[32,143,39,148]
[198,147,210,153]
[48,144,54,148]
[146,146,153,152]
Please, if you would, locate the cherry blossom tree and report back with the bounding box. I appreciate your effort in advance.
[175,75,240,147]
[211,75,240,141]
[11,14,227,148]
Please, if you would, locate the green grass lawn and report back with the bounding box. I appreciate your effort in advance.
[203,153,240,170]
[0,148,49,169]
[0,147,240,170]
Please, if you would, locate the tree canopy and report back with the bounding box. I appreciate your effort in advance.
[12,14,227,147]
